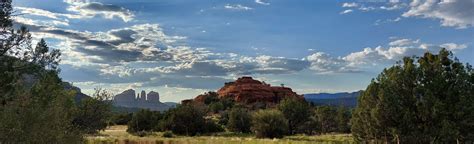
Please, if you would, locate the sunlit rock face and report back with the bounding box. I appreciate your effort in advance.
[113,89,169,111]
[191,77,303,104]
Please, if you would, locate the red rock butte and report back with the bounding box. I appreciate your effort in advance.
[209,77,303,104]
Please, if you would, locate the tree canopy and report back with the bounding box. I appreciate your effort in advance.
[351,49,474,143]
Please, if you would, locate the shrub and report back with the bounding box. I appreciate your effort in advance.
[227,107,251,133]
[127,109,162,134]
[161,104,207,136]
[209,102,225,113]
[251,109,288,138]
[204,119,225,133]
[73,88,113,134]
[111,113,133,125]
[162,131,173,138]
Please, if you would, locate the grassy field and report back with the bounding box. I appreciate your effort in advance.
[86,125,354,144]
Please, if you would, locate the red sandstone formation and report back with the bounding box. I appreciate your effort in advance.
[189,77,303,104]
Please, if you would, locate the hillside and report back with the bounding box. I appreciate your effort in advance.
[304,91,361,107]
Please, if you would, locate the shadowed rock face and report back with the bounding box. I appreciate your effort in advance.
[147,91,160,103]
[113,89,169,111]
[193,77,303,104]
[114,89,136,102]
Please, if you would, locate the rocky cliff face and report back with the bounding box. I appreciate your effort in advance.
[147,91,160,103]
[191,77,303,104]
[113,89,169,111]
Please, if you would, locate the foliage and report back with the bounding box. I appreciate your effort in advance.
[314,106,337,133]
[227,107,252,133]
[0,71,83,143]
[111,113,133,125]
[160,104,207,136]
[351,49,474,143]
[127,109,162,134]
[251,109,288,138]
[209,101,225,113]
[0,1,82,142]
[203,118,225,133]
[203,91,219,105]
[162,131,173,138]
[277,97,310,134]
[335,107,351,133]
[73,88,113,134]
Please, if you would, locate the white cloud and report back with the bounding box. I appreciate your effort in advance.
[64,0,134,22]
[440,43,467,51]
[224,4,253,11]
[342,2,359,8]
[402,0,474,28]
[340,9,353,14]
[343,0,474,29]
[389,38,419,46]
[306,52,351,73]
[306,38,468,73]
[255,0,270,5]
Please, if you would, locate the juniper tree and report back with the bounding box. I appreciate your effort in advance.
[351,49,474,143]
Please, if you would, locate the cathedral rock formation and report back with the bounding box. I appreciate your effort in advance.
[113,89,170,111]
[189,77,304,104]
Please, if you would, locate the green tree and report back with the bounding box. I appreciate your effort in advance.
[73,88,113,134]
[161,104,207,136]
[251,109,288,138]
[0,1,82,142]
[335,107,351,133]
[351,49,474,143]
[314,106,337,133]
[0,72,83,143]
[127,109,162,134]
[111,113,133,125]
[277,97,310,134]
[227,107,251,133]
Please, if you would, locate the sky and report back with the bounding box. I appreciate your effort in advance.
[12,0,474,102]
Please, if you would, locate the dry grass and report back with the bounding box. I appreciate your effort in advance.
[86,125,354,144]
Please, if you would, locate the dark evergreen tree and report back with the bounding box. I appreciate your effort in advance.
[351,49,474,143]
[277,97,310,134]
[314,106,337,133]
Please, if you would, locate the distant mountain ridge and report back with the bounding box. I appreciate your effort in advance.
[304,91,361,107]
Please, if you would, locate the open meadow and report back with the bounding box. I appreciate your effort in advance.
[86,126,354,144]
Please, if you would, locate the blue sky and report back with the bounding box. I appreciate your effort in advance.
[13,0,474,102]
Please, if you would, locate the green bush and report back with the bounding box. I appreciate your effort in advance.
[111,113,133,125]
[251,109,288,138]
[209,102,225,113]
[127,109,162,134]
[203,119,224,133]
[227,107,251,133]
[73,88,113,134]
[161,104,207,136]
[162,131,173,138]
